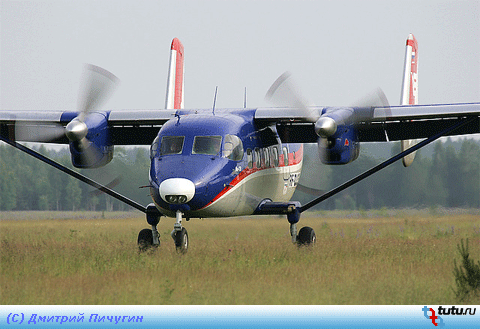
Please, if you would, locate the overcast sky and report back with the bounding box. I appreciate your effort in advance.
[1,0,479,113]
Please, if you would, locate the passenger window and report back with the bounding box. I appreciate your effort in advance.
[283,146,289,166]
[150,136,160,159]
[260,148,266,168]
[160,136,185,155]
[247,149,253,168]
[193,136,222,155]
[254,148,261,168]
[223,135,244,161]
[264,148,270,167]
[272,146,279,167]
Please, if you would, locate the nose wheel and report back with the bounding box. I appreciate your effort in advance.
[173,227,188,253]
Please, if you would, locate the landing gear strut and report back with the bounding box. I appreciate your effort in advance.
[171,210,188,253]
[287,206,316,246]
[138,204,162,252]
[137,206,189,253]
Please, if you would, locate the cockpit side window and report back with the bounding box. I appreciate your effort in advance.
[160,136,185,155]
[150,136,160,159]
[223,134,244,161]
[193,136,222,155]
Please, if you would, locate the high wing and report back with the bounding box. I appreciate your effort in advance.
[254,103,480,143]
[101,109,176,145]
[2,103,479,145]
[0,109,176,145]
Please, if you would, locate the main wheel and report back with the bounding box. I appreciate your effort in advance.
[174,227,188,254]
[138,228,157,252]
[297,226,316,246]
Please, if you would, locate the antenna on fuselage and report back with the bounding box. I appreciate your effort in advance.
[244,87,247,108]
[212,86,218,115]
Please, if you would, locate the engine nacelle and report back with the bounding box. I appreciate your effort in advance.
[69,112,114,168]
[318,124,360,165]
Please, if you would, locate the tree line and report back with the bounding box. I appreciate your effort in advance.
[0,138,479,211]
[0,145,151,211]
[295,138,480,210]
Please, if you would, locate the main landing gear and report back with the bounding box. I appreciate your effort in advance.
[288,207,316,246]
[137,205,188,253]
[288,223,316,246]
[255,200,316,246]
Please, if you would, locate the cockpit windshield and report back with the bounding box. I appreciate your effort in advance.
[156,134,243,159]
[160,136,185,155]
[192,136,222,155]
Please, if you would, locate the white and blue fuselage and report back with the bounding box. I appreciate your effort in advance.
[149,109,303,219]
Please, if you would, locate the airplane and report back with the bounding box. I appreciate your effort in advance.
[0,34,479,253]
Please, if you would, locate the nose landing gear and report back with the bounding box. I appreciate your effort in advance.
[171,210,188,253]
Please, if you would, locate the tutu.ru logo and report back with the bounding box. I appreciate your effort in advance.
[423,305,476,326]
[422,306,445,327]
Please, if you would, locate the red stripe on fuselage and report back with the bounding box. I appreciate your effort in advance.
[200,145,303,209]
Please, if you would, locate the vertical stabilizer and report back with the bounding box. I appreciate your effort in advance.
[165,38,184,109]
[400,33,418,167]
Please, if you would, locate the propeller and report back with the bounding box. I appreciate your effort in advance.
[15,64,119,166]
[66,64,119,166]
[66,64,119,143]
[265,71,390,163]
[76,64,119,121]
[265,71,389,137]
[265,72,319,123]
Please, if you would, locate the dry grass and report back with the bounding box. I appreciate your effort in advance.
[1,210,479,304]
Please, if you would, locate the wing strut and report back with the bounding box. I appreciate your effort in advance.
[0,135,147,213]
[299,117,477,212]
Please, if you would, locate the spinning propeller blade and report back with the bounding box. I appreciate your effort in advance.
[15,64,119,167]
[265,72,319,123]
[77,64,119,121]
[265,72,391,165]
[14,122,66,142]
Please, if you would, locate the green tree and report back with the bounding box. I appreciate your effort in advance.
[0,150,18,210]
[65,178,81,211]
[457,140,480,207]
[426,142,448,206]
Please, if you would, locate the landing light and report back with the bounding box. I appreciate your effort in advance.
[165,195,188,204]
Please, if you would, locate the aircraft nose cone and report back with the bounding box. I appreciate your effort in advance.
[159,178,195,204]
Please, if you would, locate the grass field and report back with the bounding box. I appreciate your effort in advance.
[1,209,479,304]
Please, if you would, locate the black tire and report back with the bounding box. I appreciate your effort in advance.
[138,228,157,252]
[174,227,188,254]
[297,226,316,246]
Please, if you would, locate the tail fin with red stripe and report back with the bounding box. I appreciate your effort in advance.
[165,38,184,109]
[400,33,418,167]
